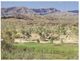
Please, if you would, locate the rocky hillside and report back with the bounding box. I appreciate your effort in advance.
[1,7,78,24]
[68,10,79,13]
[1,7,78,44]
[1,7,60,17]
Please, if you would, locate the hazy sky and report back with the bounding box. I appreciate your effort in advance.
[1,1,78,11]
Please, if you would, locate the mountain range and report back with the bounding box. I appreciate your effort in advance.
[68,10,79,13]
[1,7,78,19]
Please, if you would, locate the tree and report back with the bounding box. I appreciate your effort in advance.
[1,30,14,50]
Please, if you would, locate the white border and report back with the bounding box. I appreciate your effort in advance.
[0,0,80,61]
[1,0,79,1]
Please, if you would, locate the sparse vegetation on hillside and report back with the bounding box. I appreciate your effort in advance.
[1,7,78,59]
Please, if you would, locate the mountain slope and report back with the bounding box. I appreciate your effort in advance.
[1,7,60,17]
[68,10,79,13]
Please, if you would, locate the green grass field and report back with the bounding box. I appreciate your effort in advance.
[1,43,78,59]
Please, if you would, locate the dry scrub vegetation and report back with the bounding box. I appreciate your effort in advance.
[1,12,78,59]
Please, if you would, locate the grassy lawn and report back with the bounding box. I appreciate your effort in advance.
[1,43,78,59]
